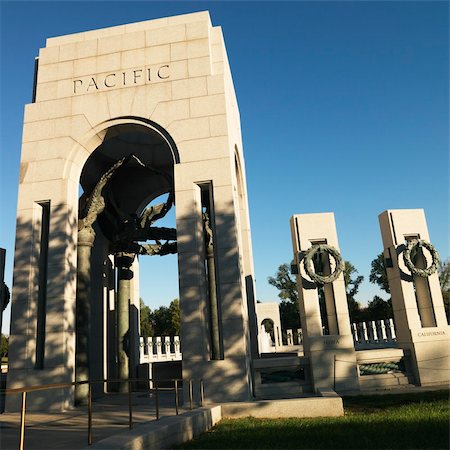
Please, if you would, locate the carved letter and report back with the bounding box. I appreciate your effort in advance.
[73,80,83,94]
[157,65,169,79]
[104,73,116,88]
[147,68,152,81]
[87,77,99,91]
[122,72,127,85]
[133,69,143,84]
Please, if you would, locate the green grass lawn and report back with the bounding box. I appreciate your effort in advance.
[177,390,449,449]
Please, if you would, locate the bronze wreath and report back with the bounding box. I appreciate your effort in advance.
[303,244,344,284]
[402,239,439,277]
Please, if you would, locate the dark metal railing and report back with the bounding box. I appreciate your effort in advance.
[1,377,205,450]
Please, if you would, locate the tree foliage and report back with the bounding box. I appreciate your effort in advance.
[139,299,154,338]
[344,261,364,299]
[268,260,365,327]
[369,253,390,293]
[279,299,301,330]
[267,263,298,303]
[0,334,8,359]
[366,295,393,320]
[139,298,180,337]
[268,263,301,330]
[343,261,364,322]
[438,259,450,322]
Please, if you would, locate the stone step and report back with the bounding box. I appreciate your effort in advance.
[255,382,313,400]
[359,372,414,391]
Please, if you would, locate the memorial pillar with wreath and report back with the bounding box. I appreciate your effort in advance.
[290,213,360,393]
[378,209,450,386]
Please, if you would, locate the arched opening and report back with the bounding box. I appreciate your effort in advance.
[261,318,275,343]
[259,318,275,354]
[75,120,179,402]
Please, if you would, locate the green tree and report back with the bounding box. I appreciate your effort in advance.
[169,298,180,335]
[366,295,393,320]
[139,298,153,338]
[267,263,298,303]
[140,298,180,337]
[279,300,301,330]
[0,334,8,360]
[151,298,180,336]
[369,253,390,293]
[268,263,301,330]
[268,259,365,327]
[438,258,450,322]
[343,261,364,322]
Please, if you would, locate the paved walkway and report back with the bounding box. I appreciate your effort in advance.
[0,390,189,450]
[2,383,448,449]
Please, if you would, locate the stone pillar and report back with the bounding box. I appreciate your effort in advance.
[75,227,95,405]
[204,215,221,360]
[290,213,359,393]
[0,248,6,335]
[129,257,140,382]
[115,252,135,392]
[378,209,450,386]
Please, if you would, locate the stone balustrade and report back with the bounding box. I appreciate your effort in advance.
[283,319,397,349]
[351,319,396,346]
[139,336,182,363]
[142,319,398,364]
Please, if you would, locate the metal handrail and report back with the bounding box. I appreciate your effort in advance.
[1,377,205,449]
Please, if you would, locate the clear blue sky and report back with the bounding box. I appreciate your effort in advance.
[1,1,449,334]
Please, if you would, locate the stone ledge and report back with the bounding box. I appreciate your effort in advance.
[220,395,343,419]
[85,405,221,450]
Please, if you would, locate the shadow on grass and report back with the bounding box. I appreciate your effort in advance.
[177,390,449,450]
[343,389,450,413]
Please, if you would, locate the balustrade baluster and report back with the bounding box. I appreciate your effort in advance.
[389,318,396,341]
[380,320,387,341]
[362,322,369,343]
[351,322,358,343]
[156,337,162,359]
[297,329,302,344]
[371,320,378,342]
[164,336,171,358]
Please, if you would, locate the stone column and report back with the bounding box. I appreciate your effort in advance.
[290,213,359,393]
[0,248,6,336]
[115,252,135,392]
[75,227,95,405]
[205,227,221,360]
[378,209,450,386]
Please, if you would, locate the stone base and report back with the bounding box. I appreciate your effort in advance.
[221,390,343,418]
[359,373,413,391]
[399,328,450,386]
[182,357,253,404]
[5,367,74,412]
[307,335,360,393]
[85,406,222,450]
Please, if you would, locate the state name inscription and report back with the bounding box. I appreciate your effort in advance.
[72,64,170,94]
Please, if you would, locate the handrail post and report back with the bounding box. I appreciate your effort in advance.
[128,379,133,429]
[19,391,27,450]
[88,382,92,445]
[174,379,179,415]
[189,379,193,410]
[200,379,204,407]
[155,381,159,420]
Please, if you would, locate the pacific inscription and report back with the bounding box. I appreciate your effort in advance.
[72,64,170,94]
